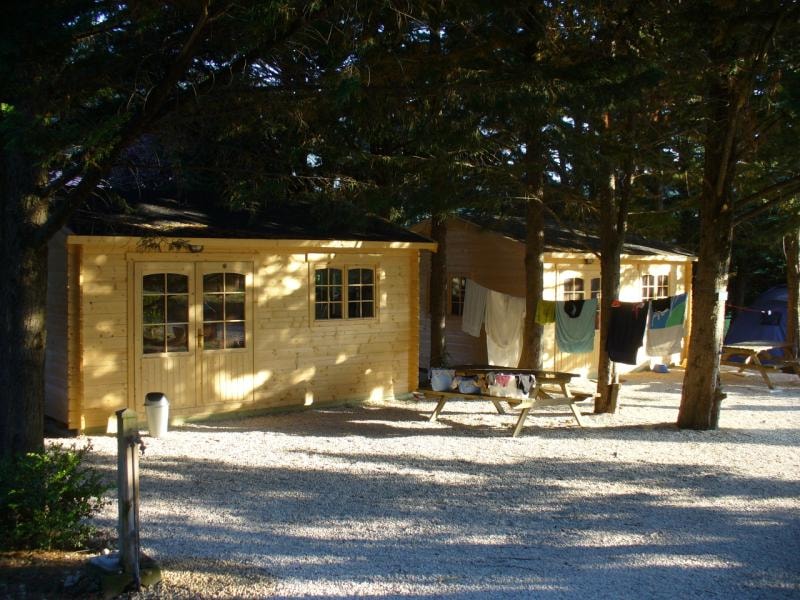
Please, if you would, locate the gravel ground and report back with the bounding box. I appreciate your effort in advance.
[66,367,800,599]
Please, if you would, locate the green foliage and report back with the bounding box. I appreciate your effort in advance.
[0,443,111,551]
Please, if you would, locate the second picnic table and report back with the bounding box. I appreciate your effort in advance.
[720,341,800,390]
[421,365,593,437]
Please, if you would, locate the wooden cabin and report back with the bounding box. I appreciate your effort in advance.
[45,198,435,432]
[412,215,695,378]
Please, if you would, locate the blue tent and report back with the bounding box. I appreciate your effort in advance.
[725,285,788,345]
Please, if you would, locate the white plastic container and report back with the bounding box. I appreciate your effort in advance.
[144,392,169,437]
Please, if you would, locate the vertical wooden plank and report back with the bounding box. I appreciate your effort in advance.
[409,251,421,390]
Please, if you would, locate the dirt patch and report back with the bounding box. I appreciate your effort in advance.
[0,548,103,599]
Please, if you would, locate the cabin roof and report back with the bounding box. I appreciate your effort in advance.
[66,196,434,245]
[449,214,694,257]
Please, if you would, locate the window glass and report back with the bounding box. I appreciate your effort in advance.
[642,275,669,300]
[143,274,165,294]
[641,275,654,300]
[167,325,188,352]
[227,273,246,292]
[450,276,466,316]
[226,322,245,349]
[203,293,224,321]
[167,274,188,294]
[202,272,246,350]
[226,293,245,321]
[203,322,224,350]
[142,273,189,353]
[347,268,375,319]
[657,275,669,298]
[142,295,165,324]
[564,277,585,300]
[166,294,188,323]
[315,268,343,320]
[204,273,224,293]
[143,325,165,354]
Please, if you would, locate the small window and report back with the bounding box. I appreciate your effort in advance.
[348,268,375,319]
[563,277,585,300]
[315,268,343,320]
[450,276,466,316]
[642,274,669,300]
[315,267,375,321]
[142,273,189,354]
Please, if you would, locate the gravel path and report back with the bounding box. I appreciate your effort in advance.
[69,367,800,598]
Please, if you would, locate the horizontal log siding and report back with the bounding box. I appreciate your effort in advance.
[251,252,414,410]
[79,247,129,429]
[64,240,420,430]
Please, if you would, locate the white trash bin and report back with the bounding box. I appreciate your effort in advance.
[144,392,169,437]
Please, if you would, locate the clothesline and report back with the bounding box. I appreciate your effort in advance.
[460,278,687,367]
[726,302,778,314]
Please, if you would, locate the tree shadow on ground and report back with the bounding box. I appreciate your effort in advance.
[76,405,800,599]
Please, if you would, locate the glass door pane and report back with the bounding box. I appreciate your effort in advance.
[142,273,189,353]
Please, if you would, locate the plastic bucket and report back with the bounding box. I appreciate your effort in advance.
[144,392,169,437]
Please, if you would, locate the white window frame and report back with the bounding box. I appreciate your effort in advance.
[313,264,378,323]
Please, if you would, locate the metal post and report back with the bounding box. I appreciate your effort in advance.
[116,409,141,590]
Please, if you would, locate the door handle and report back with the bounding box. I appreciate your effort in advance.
[197,328,204,349]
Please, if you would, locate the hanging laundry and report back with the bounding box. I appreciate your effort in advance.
[461,279,489,337]
[607,301,649,364]
[485,290,526,367]
[535,299,556,325]
[646,293,687,356]
[555,298,597,353]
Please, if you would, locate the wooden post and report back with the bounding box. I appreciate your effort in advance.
[116,409,141,590]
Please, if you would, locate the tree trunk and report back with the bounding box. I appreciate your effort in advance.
[784,228,800,358]
[0,149,48,458]
[678,205,732,429]
[519,157,546,370]
[595,169,627,413]
[678,78,737,429]
[429,214,448,367]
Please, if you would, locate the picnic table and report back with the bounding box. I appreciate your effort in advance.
[418,365,593,437]
[720,341,800,390]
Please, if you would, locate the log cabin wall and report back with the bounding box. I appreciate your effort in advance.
[47,235,430,432]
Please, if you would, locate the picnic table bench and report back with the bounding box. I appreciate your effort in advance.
[720,341,800,390]
[417,365,594,437]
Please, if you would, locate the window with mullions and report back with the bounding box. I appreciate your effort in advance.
[142,273,189,354]
[202,272,246,350]
[563,277,585,300]
[315,267,375,320]
[450,276,466,316]
[642,274,670,300]
[315,268,343,320]
[348,268,375,318]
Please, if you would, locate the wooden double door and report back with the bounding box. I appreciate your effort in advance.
[133,261,254,412]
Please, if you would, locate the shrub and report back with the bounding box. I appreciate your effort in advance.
[0,442,111,551]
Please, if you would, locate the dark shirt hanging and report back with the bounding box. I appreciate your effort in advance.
[607,301,649,364]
